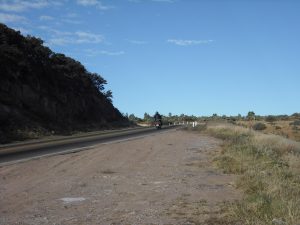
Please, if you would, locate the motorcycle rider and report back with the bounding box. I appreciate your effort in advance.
[153,111,162,125]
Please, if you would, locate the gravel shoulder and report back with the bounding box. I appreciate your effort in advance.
[0,129,240,225]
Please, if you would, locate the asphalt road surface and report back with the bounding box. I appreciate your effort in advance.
[0,126,178,165]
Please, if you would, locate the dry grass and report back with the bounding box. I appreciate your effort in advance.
[237,120,300,142]
[204,123,300,225]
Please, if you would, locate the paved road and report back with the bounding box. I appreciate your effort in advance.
[0,126,178,165]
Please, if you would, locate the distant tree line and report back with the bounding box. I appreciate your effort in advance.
[125,111,300,124]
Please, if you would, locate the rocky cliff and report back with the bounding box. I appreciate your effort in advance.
[0,23,127,143]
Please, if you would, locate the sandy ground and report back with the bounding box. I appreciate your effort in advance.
[0,129,239,225]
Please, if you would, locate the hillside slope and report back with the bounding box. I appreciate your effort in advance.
[0,24,127,143]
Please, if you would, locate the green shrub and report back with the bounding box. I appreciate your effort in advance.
[265,115,277,122]
[290,120,300,126]
[252,122,267,131]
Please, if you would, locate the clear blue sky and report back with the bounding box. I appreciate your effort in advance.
[1,0,299,117]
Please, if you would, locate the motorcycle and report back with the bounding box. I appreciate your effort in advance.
[154,119,162,129]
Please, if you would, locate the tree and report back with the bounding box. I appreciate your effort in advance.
[128,114,141,122]
[143,113,151,121]
[90,73,107,92]
[104,90,113,102]
[247,111,255,120]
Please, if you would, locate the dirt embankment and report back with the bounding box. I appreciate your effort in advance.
[0,129,239,225]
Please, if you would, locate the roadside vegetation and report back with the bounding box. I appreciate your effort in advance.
[198,123,300,225]
[126,112,199,125]
[236,112,300,142]
[127,112,300,143]
[0,23,128,144]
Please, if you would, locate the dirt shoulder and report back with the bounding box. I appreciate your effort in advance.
[0,129,239,225]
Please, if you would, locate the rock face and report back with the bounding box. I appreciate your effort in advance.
[0,23,127,143]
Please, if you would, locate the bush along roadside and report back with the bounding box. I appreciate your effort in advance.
[206,125,300,225]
